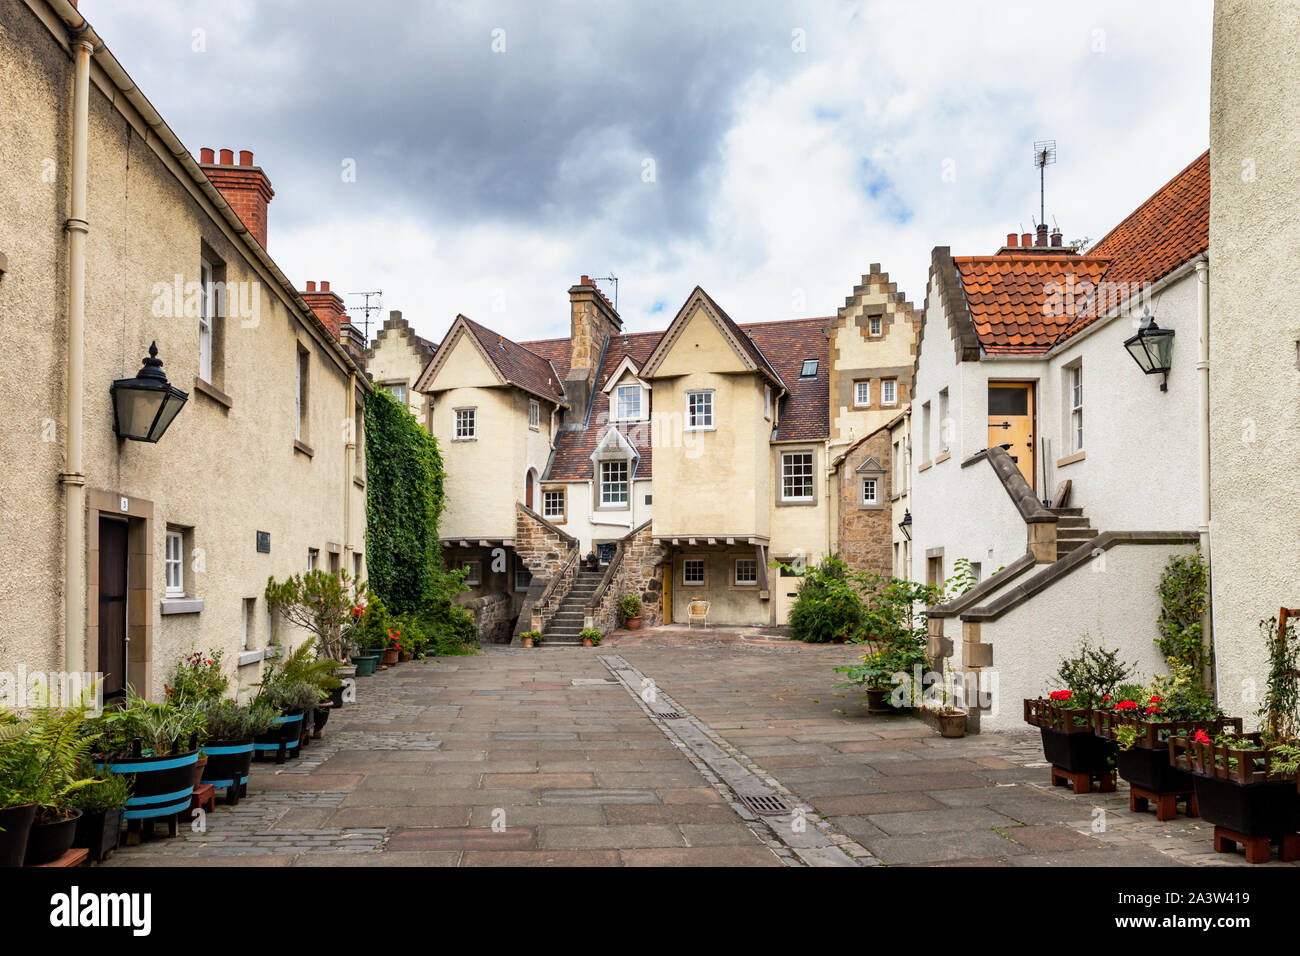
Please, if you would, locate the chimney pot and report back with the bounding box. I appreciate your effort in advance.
[219,148,234,165]
[1051,229,1063,247]
[1036,223,1049,247]
[580,275,590,285]
[1021,232,1032,248]
[239,149,254,166]
[200,147,215,164]
[321,280,330,292]
[1006,232,1018,248]
[306,281,316,292]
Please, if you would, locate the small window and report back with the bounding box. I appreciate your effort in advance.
[869,315,882,336]
[165,530,184,597]
[862,477,878,505]
[614,385,642,421]
[514,559,532,592]
[454,408,477,440]
[854,381,871,407]
[686,390,713,430]
[461,560,481,586]
[882,379,897,406]
[199,259,214,382]
[385,383,407,405]
[596,542,618,564]
[1070,364,1084,453]
[542,489,565,520]
[682,558,706,586]
[528,399,540,429]
[734,558,758,586]
[764,385,772,421]
[938,388,950,452]
[307,548,319,571]
[800,360,818,378]
[241,598,256,651]
[781,451,815,502]
[295,346,309,441]
[600,460,629,506]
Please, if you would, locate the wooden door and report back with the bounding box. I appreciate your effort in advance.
[525,470,535,510]
[776,564,802,626]
[987,382,1035,490]
[98,517,129,703]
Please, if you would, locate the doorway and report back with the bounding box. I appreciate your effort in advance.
[97,516,129,703]
[775,564,803,626]
[525,468,536,510]
[987,382,1035,490]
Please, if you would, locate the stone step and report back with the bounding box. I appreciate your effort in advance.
[1055,516,1093,529]
[1057,529,1097,542]
[1050,507,1084,516]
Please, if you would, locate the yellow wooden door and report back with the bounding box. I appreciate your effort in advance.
[987,382,1035,490]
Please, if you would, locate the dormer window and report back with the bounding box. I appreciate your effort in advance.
[614,384,643,422]
[800,360,818,378]
[528,399,540,429]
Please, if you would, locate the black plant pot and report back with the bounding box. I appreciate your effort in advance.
[1116,745,1196,794]
[72,808,124,863]
[313,703,333,737]
[1040,727,1115,774]
[329,686,345,709]
[201,738,254,804]
[1193,775,1300,836]
[98,749,198,824]
[0,804,37,868]
[254,712,304,763]
[24,809,82,865]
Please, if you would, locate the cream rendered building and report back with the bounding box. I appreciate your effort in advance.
[364,309,436,422]
[1208,0,1300,724]
[0,0,367,702]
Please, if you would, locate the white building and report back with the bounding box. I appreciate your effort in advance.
[911,155,1210,731]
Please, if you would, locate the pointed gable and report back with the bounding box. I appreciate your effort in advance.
[640,287,783,387]
[415,314,566,405]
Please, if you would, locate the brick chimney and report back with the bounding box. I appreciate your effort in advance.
[300,280,346,339]
[566,275,622,416]
[1035,223,1049,247]
[199,147,274,249]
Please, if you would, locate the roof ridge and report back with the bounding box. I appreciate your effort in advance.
[1088,150,1210,255]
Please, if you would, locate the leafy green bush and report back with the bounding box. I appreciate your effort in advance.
[87,694,207,758]
[1052,638,1135,710]
[788,558,864,643]
[167,650,229,703]
[579,628,603,646]
[1157,551,1210,676]
[0,704,102,818]
[265,570,359,662]
[834,633,929,699]
[66,762,132,812]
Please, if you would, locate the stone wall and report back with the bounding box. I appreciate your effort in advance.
[464,592,513,644]
[589,520,668,634]
[838,428,893,575]
[515,503,578,575]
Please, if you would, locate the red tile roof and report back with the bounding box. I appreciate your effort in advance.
[742,317,831,441]
[461,316,566,403]
[953,254,1111,355]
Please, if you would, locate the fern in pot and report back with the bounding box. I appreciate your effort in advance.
[68,762,132,863]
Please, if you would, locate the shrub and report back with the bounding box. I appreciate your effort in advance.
[1051,638,1135,710]
[618,594,642,620]
[265,570,359,662]
[167,650,229,703]
[1157,551,1210,677]
[579,628,603,646]
[788,558,864,643]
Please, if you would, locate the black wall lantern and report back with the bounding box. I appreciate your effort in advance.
[111,342,188,442]
[898,509,912,541]
[1123,307,1175,391]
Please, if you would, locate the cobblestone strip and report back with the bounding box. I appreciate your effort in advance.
[598,653,877,867]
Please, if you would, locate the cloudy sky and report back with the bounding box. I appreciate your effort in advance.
[82,0,1212,345]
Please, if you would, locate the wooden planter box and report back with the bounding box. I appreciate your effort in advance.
[1096,712,1243,795]
[1024,699,1113,774]
[1171,732,1300,839]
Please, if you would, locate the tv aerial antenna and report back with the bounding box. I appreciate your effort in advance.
[347,290,383,343]
[589,274,619,313]
[1033,140,1057,226]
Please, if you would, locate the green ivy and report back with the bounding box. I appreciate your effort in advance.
[1156,551,1210,678]
[363,389,445,617]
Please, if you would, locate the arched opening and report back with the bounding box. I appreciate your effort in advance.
[525,468,537,510]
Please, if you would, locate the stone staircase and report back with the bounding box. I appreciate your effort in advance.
[543,569,605,645]
[1050,506,1099,560]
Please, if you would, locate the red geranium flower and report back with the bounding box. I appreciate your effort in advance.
[1148,695,1163,703]
[1102,695,1111,702]
[1145,705,1161,716]
[1049,690,1072,702]
[352,604,366,618]
[1114,700,1138,711]
[1193,730,1212,744]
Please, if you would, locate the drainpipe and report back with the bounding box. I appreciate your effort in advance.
[61,32,93,674]
[344,371,355,585]
[1196,257,1215,692]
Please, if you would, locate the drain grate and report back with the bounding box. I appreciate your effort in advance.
[653,710,684,720]
[740,793,792,815]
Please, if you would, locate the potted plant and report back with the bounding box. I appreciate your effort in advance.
[618,594,643,630]
[834,633,929,715]
[253,678,320,763]
[88,693,205,836]
[921,663,967,738]
[1170,615,1300,861]
[69,763,131,863]
[1025,639,1132,775]
[380,626,402,666]
[271,639,342,738]
[198,697,275,805]
[580,628,603,648]
[0,708,42,867]
[519,630,541,649]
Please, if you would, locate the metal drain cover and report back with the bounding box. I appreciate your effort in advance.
[740,793,792,815]
[653,710,684,720]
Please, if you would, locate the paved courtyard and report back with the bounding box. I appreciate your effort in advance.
[105,637,1293,867]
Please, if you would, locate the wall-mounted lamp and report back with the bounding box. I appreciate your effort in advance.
[1123,307,1175,391]
[111,342,188,442]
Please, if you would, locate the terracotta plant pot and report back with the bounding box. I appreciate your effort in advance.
[0,804,37,868]
[582,637,594,647]
[625,616,642,631]
[380,647,399,666]
[522,637,534,648]
[934,710,967,738]
[398,652,412,662]
[24,809,82,865]
[192,753,209,788]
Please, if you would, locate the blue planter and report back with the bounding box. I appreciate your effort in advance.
[201,738,254,804]
[253,712,303,764]
[96,750,198,821]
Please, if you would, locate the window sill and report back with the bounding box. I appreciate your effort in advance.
[917,460,933,473]
[160,597,203,615]
[353,475,366,489]
[294,439,314,458]
[238,649,265,667]
[684,426,715,433]
[776,498,816,508]
[935,451,951,465]
[193,377,233,409]
[1057,450,1086,467]
[452,437,478,442]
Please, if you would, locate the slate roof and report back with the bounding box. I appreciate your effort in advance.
[460,316,566,403]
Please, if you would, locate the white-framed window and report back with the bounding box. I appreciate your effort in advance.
[921,401,932,461]
[600,460,629,506]
[734,558,758,586]
[800,360,818,378]
[385,383,407,405]
[862,477,878,505]
[198,258,214,382]
[686,390,713,430]
[854,381,871,407]
[614,384,642,422]
[938,388,950,452]
[882,379,897,406]
[295,346,309,441]
[242,598,256,651]
[528,399,540,429]
[307,548,319,571]
[461,560,481,586]
[514,559,532,592]
[1070,363,1084,452]
[869,315,882,336]
[781,451,815,502]
[454,407,476,440]
[764,384,772,421]
[542,489,565,520]
[165,530,184,597]
[682,558,706,586]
